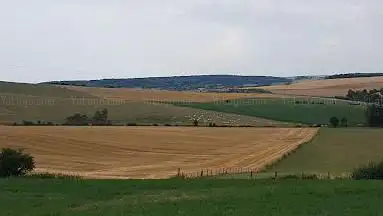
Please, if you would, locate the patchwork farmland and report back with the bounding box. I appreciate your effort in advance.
[0,126,318,179]
[255,76,383,97]
[0,82,285,126]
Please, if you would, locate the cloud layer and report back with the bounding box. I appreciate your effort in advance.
[0,0,382,82]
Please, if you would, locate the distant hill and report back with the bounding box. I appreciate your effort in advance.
[0,81,283,126]
[326,73,383,79]
[43,75,291,91]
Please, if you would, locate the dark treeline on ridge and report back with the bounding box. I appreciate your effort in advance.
[326,73,383,79]
[43,75,291,90]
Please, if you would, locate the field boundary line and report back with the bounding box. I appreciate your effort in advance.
[260,128,321,172]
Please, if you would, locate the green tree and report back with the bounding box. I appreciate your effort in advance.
[366,104,383,127]
[92,108,109,125]
[329,116,340,128]
[65,113,89,125]
[0,148,35,177]
[340,117,348,127]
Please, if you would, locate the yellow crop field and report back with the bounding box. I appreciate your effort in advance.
[66,86,287,103]
[0,126,318,179]
[259,77,383,97]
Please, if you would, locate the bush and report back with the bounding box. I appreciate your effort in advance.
[329,116,340,128]
[351,161,383,180]
[64,113,89,125]
[0,148,35,177]
[208,122,217,127]
[22,120,35,126]
[126,123,137,126]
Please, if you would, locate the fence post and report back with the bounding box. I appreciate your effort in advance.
[250,170,253,179]
[177,168,181,177]
[274,171,278,179]
[327,172,330,179]
[201,170,203,177]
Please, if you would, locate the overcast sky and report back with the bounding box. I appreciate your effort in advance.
[0,0,382,83]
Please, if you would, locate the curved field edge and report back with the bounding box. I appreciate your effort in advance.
[260,129,321,172]
[0,126,318,179]
[269,128,383,175]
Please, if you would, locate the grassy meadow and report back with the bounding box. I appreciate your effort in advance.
[2,178,383,216]
[269,128,383,175]
[173,98,367,125]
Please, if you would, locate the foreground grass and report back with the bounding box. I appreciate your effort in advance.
[269,128,383,174]
[173,98,367,125]
[1,178,383,216]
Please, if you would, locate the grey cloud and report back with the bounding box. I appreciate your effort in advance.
[0,0,382,82]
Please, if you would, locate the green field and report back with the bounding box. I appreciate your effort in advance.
[173,98,367,126]
[2,178,383,216]
[269,128,383,174]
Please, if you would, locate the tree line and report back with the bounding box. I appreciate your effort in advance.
[336,88,383,127]
[342,88,383,104]
[64,108,111,126]
[326,73,383,80]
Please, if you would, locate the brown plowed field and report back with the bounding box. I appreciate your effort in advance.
[259,77,383,97]
[66,86,288,102]
[0,126,318,179]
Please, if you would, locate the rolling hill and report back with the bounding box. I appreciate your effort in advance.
[254,77,383,97]
[43,75,291,90]
[0,81,284,126]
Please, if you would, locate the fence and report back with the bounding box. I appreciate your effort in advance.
[176,168,351,180]
[176,168,261,179]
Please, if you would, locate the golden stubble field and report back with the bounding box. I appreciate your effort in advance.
[0,126,318,179]
[258,77,383,97]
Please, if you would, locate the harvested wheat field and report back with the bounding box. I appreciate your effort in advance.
[258,77,383,97]
[0,126,318,179]
[65,86,287,103]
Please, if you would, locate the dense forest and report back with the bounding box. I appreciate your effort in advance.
[44,75,291,91]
